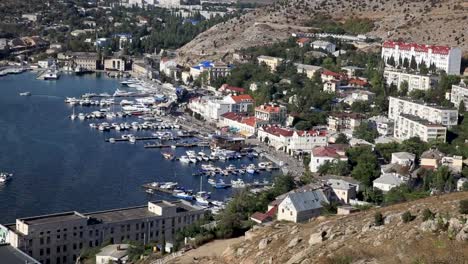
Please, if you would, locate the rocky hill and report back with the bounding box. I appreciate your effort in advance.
[177,0,468,65]
[170,192,468,264]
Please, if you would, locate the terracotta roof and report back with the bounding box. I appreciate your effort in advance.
[296,37,311,44]
[382,41,451,55]
[255,104,284,113]
[349,78,368,86]
[261,125,294,137]
[241,116,257,127]
[322,70,346,79]
[312,146,346,158]
[219,84,245,93]
[230,94,254,103]
[250,212,271,222]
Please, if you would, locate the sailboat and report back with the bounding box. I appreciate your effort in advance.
[70,107,77,120]
[195,176,210,206]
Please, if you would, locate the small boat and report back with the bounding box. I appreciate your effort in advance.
[173,190,194,200]
[189,157,198,163]
[146,189,155,194]
[258,162,267,170]
[162,152,175,160]
[246,164,256,174]
[109,138,116,143]
[195,196,210,206]
[128,136,136,144]
[231,179,246,188]
[213,179,231,189]
[19,92,31,96]
[78,113,86,120]
[0,172,13,183]
[179,156,191,163]
[202,156,210,161]
[160,182,178,189]
[170,145,177,149]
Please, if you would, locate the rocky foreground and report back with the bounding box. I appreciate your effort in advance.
[170,192,468,264]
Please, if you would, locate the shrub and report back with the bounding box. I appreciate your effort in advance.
[422,208,435,221]
[460,199,468,214]
[402,211,415,223]
[374,212,384,226]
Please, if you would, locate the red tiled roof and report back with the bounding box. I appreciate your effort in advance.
[265,206,277,217]
[312,146,344,158]
[261,125,294,137]
[231,94,254,103]
[382,41,451,55]
[241,116,257,127]
[255,104,283,113]
[219,84,245,93]
[250,212,271,222]
[295,130,327,137]
[349,78,368,86]
[322,70,345,78]
[296,37,311,44]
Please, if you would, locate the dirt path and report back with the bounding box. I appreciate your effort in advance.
[169,237,244,264]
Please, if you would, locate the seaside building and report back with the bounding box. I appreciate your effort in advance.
[104,57,126,72]
[1,200,204,264]
[188,94,254,121]
[381,41,462,75]
[218,112,266,137]
[388,96,458,127]
[383,69,438,92]
[393,114,447,142]
[449,82,468,108]
[254,103,288,125]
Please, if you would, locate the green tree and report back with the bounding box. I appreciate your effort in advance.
[403,58,409,69]
[335,133,349,144]
[419,60,429,74]
[363,187,384,204]
[459,199,468,214]
[422,208,435,221]
[353,122,379,143]
[410,56,417,71]
[399,81,409,96]
[374,212,384,226]
[459,101,466,114]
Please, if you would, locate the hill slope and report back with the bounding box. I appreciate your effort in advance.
[177,0,468,65]
[169,192,468,264]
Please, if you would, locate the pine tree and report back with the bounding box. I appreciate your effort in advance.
[459,100,466,114]
[410,55,417,70]
[403,58,409,69]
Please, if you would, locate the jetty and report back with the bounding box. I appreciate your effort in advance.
[141,183,174,194]
[144,142,210,149]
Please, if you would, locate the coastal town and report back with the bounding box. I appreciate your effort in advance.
[1,0,468,263]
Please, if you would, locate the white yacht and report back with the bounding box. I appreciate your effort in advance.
[0,172,13,183]
[179,156,191,163]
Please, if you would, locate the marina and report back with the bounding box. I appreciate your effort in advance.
[0,72,280,223]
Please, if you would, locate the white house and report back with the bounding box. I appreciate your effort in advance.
[219,112,266,137]
[391,152,416,167]
[159,58,178,77]
[312,40,336,53]
[277,190,329,223]
[309,146,348,173]
[381,41,462,75]
[188,94,254,121]
[255,103,288,124]
[326,179,357,204]
[38,58,54,68]
[257,55,284,72]
[373,173,408,192]
[96,244,129,264]
[294,63,323,79]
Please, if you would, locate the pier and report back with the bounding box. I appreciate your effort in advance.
[141,183,175,194]
[144,142,210,149]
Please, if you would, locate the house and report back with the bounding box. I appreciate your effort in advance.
[255,103,288,124]
[218,84,245,95]
[391,152,416,167]
[296,37,311,48]
[312,40,336,53]
[104,57,126,72]
[257,55,284,72]
[341,66,364,78]
[96,244,129,264]
[323,80,341,93]
[321,70,347,83]
[277,190,329,223]
[368,116,394,136]
[420,149,444,170]
[224,94,255,113]
[159,58,178,78]
[343,90,375,105]
[219,112,266,137]
[373,173,408,192]
[309,145,348,173]
[250,206,277,224]
[348,78,369,88]
[326,178,357,204]
[295,63,323,79]
[190,61,232,81]
[327,112,364,133]
[441,155,464,174]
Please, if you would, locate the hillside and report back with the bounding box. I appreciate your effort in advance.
[169,192,468,264]
[177,0,468,65]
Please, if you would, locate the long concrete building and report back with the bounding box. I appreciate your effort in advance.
[388,96,458,127]
[1,200,205,264]
[449,82,468,108]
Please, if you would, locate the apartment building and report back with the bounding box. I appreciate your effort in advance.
[388,96,458,127]
[104,58,126,72]
[368,115,394,136]
[190,61,231,81]
[383,69,438,92]
[394,114,447,142]
[381,41,462,75]
[294,63,322,79]
[2,201,204,264]
[309,145,348,173]
[218,112,267,137]
[449,82,468,108]
[188,95,254,121]
[327,112,364,132]
[255,103,288,124]
[257,55,284,72]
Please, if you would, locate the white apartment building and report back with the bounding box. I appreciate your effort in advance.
[368,116,394,136]
[309,146,348,173]
[383,69,438,92]
[394,114,447,142]
[2,201,204,264]
[188,95,254,121]
[388,96,458,127]
[381,41,462,75]
[449,83,468,108]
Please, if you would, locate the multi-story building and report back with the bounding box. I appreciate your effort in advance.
[309,145,348,173]
[327,112,364,133]
[388,96,458,127]
[257,56,284,72]
[104,58,126,72]
[2,200,204,264]
[188,95,254,121]
[381,41,462,75]
[190,61,231,81]
[449,82,468,108]
[394,114,447,142]
[383,69,438,92]
[218,112,267,137]
[254,103,288,124]
[368,115,394,136]
[294,63,322,79]
[311,40,336,53]
[257,125,328,155]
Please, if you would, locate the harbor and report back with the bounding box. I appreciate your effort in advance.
[0,72,281,223]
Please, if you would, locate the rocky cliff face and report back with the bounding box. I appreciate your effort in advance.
[185,192,468,264]
[177,0,468,65]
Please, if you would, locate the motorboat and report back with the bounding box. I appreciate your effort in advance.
[189,157,198,163]
[128,135,136,144]
[0,172,13,183]
[231,179,246,188]
[162,152,175,160]
[246,164,257,174]
[160,182,178,189]
[179,156,191,163]
[173,190,194,200]
[19,92,31,96]
[213,179,231,189]
[258,162,267,170]
[195,196,210,206]
[109,138,116,143]
[78,113,86,120]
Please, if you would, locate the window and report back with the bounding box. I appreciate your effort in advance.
[46,248,50,255]
[40,238,44,245]
[40,249,44,256]
[136,223,139,230]
[57,235,61,239]
[110,227,114,234]
[56,246,60,253]
[63,245,67,252]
